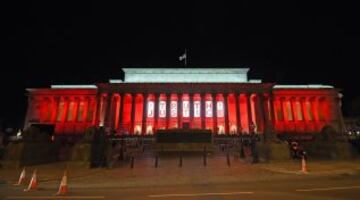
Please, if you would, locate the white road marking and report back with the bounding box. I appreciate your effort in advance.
[297,185,360,192]
[148,191,254,198]
[6,196,105,199]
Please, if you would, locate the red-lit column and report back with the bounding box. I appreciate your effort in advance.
[51,96,60,123]
[189,93,194,128]
[130,93,136,135]
[298,97,305,122]
[201,93,206,129]
[64,97,71,134]
[62,97,70,123]
[212,93,217,134]
[260,94,266,132]
[178,93,182,128]
[224,94,230,134]
[82,97,89,127]
[290,97,298,132]
[262,94,271,139]
[309,97,317,121]
[246,93,253,134]
[254,93,262,132]
[103,93,112,130]
[74,97,80,122]
[142,93,148,135]
[267,94,276,129]
[113,94,121,130]
[118,93,125,133]
[235,93,241,134]
[154,93,160,133]
[166,93,171,129]
[310,97,319,132]
[108,94,116,129]
[71,97,79,133]
[95,94,106,127]
[299,97,308,132]
[279,97,289,131]
[71,97,78,126]
[290,97,298,121]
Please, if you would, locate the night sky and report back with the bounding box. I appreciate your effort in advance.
[1,1,359,128]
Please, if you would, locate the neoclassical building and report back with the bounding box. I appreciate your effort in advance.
[24,68,344,136]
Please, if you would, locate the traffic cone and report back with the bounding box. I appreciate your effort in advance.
[301,156,308,173]
[24,170,37,192]
[14,167,26,186]
[55,170,68,196]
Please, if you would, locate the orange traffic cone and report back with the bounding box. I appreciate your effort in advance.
[301,155,308,173]
[55,170,68,196]
[24,169,38,192]
[14,167,26,186]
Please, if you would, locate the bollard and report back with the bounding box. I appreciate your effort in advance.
[155,153,158,168]
[226,152,231,167]
[203,146,207,167]
[130,156,134,169]
[179,153,183,167]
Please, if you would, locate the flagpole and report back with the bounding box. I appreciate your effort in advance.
[185,48,187,67]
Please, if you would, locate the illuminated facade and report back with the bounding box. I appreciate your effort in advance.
[24,68,344,135]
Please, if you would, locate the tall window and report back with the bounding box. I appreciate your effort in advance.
[147,101,154,117]
[170,101,177,117]
[217,101,224,117]
[194,101,201,117]
[183,100,190,117]
[159,101,166,118]
[205,101,212,117]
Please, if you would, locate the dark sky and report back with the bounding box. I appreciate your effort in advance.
[1,1,359,128]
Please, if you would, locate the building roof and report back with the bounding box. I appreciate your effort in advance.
[114,68,251,83]
[273,84,334,89]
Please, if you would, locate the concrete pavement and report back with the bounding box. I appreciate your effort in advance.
[1,155,360,199]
